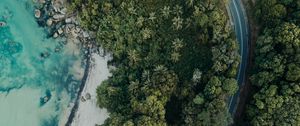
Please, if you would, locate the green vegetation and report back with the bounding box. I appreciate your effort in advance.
[246,0,300,125]
[71,0,240,125]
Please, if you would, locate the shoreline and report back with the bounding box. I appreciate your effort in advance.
[33,0,109,125]
[65,49,91,126]
[70,53,111,126]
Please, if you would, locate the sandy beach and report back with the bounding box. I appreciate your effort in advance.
[71,53,111,126]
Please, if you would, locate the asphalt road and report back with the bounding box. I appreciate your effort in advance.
[228,0,249,114]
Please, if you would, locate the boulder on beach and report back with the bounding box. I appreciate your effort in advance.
[53,32,58,38]
[65,18,72,23]
[52,1,62,12]
[83,31,89,38]
[38,0,46,4]
[71,28,79,37]
[0,22,6,27]
[57,28,63,35]
[59,8,67,15]
[85,93,91,100]
[81,96,86,102]
[75,26,81,33]
[46,18,53,26]
[34,9,41,18]
[65,24,73,34]
[53,14,65,20]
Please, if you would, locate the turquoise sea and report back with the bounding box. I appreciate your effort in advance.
[0,0,84,125]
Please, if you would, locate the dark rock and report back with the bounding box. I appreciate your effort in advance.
[85,93,91,100]
[81,96,86,102]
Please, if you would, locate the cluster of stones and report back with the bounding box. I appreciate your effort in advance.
[33,0,100,58]
[33,1,103,108]
[80,93,91,102]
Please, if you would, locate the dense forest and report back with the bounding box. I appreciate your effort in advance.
[70,0,240,125]
[245,0,300,125]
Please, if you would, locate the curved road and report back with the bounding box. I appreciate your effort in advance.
[228,0,249,114]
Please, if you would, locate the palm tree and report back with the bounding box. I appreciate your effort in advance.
[173,5,183,15]
[172,16,183,30]
[185,17,192,28]
[192,69,202,83]
[149,12,156,22]
[186,0,195,7]
[172,38,184,51]
[129,80,140,96]
[171,52,181,62]
[128,49,140,65]
[193,6,201,17]
[142,70,150,82]
[161,6,171,18]
[141,28,152,40]
[154,65,166,72]
[136,16,144,27]
[128,6,137,15]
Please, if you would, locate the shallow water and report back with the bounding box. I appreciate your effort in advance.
[0,0,84,125]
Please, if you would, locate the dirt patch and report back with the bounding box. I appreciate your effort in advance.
[233,0,260,125]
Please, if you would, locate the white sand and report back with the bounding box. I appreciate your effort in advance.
[71,53,111,126]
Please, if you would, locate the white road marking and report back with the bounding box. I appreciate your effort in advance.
[228,0,245,110]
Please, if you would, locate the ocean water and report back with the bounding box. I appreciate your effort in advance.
[0,0,84,125]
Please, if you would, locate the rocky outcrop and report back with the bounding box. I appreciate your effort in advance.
[32,1,110,126]
[34,9,41,18]
[33,0,100,56]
